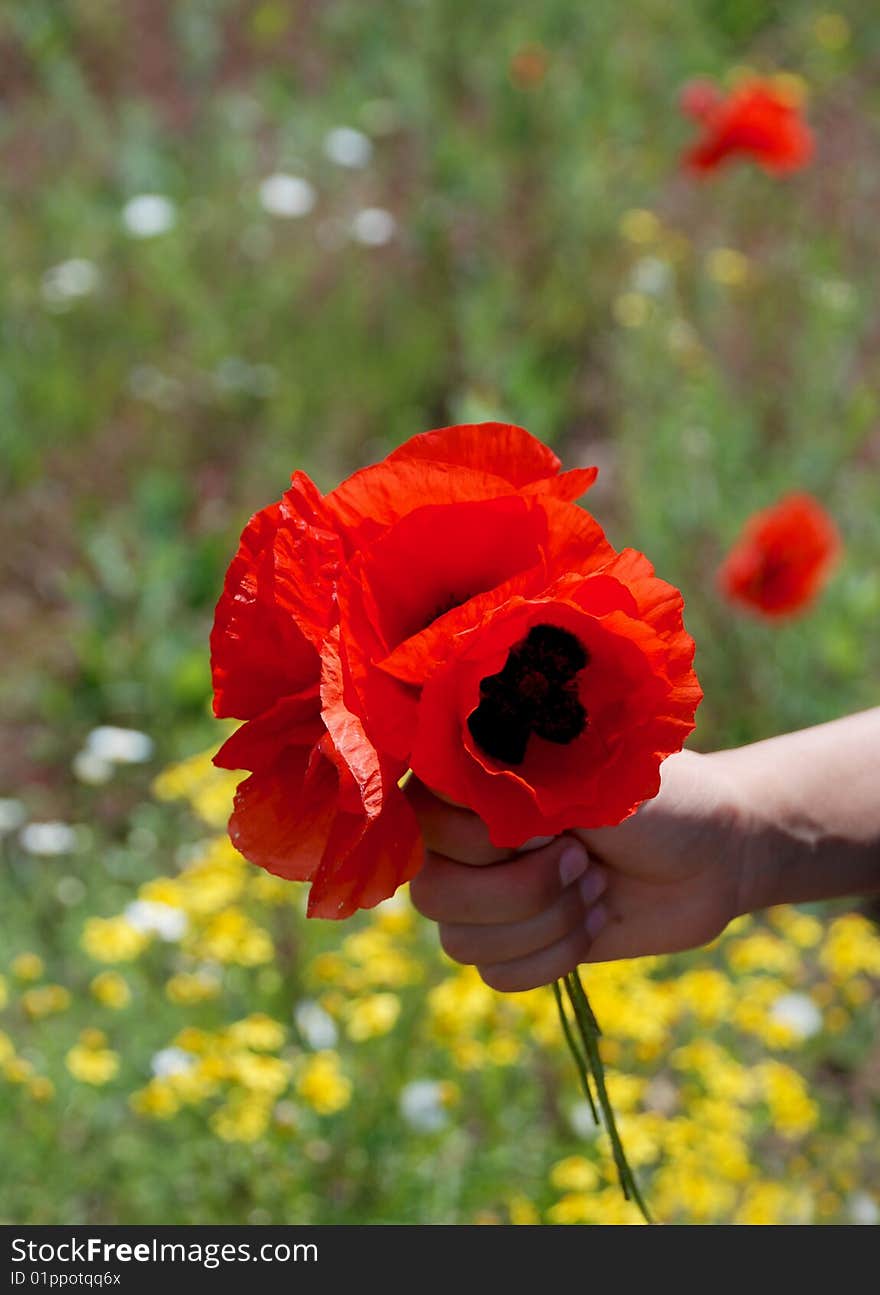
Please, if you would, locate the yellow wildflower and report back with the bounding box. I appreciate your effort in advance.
[345,993,401,1042]
[820,914,880,981]
[675,968,734,1025]
[813,13,850,50]
[757,1061,819,1137]
[165,971,220,1005]
[66,1044,119,1086]
[372,894,415,936]
[28,1076,55,1103]
[172,1027,214,1054]
[11,952,44,981]
[706,247,750,288]
[4,1056,34,1083]
[727,931,800,977]
[191,908,273,965]
[736,1182,813,1225]
[550,1156,600,1193]
[130,1079,181,1120]
[211,1095,273,1143]
[81,916,149,963]
[619,208,661,244]
[508,1196,540,1226]
[153,749,238,829]
[79,1027,108,1048]
[22,985,71,1018]
[486,1033,521,1065]
[90,971,132,1009]
[768,906,823,948]
[227,1014,286,1051]
[249,872,297,905]
[231,1052,290,1097]
[296,1051,352,1115]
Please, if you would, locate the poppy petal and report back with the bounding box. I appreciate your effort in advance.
[306,788,423,919]
[352,494,547,649]
[386,421,563,485]
[320,628,387,819]
[210,502,321,720]
[228,744,338,882]
[213,690,323,773]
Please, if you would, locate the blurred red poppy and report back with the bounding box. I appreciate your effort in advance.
[681,77,813,174]
[718,492,841,619]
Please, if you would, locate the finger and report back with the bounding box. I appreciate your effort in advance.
[406,779,509,866]
[410,835,591,925]
[438,865,607,966]
[477,902,609,994]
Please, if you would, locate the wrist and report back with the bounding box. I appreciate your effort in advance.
[702,749,776,919]
[707,737,880,915]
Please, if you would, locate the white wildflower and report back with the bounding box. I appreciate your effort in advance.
[324,126,372,168]
[258,173,316,218]
[294,1000,338,1050]
[124,900,187,942]
[19,822,77,856]
[351,207,396,246]
[122,194,176,238]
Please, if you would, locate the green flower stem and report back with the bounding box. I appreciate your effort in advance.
[555,970,654,1225]
[551,978,598,1123]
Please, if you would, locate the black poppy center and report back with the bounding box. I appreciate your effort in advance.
[467,623,589,765]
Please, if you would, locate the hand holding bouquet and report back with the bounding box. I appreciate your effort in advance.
[210,422,702,1220]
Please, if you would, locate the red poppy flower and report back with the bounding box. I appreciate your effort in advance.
[718,492,841,619]
[211,423,602,917]
[388,547,702,846]
[681,77,814,175]
[212,424,702,908]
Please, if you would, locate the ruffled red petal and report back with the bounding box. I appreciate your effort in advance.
[325,425,598,549]
[213,690,322,773]
[228,744,338,882]
[385,421,563,485]
[377,503,614,688]
[335,574,417,763]
[210,502,321,720]
[227,739,423,916]
[306,786,423,919]
[319,628,387,819]
[325,459,530,549]
[352,494,547,648]
[211,473,343,720]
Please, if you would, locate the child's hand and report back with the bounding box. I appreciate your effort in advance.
[408,750,747,991]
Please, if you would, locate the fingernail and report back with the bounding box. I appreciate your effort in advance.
[579,869,607,907]
[559,842,589,888]
[585,902,608,941]
[519,835,555,854]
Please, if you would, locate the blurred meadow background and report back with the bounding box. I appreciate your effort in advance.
[2,0,880,1225]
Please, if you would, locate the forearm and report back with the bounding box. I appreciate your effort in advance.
[709,708,880,915]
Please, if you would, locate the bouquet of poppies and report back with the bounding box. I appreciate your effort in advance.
[210,422,702,1221]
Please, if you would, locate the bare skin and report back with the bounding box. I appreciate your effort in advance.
[408,708,880,993]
